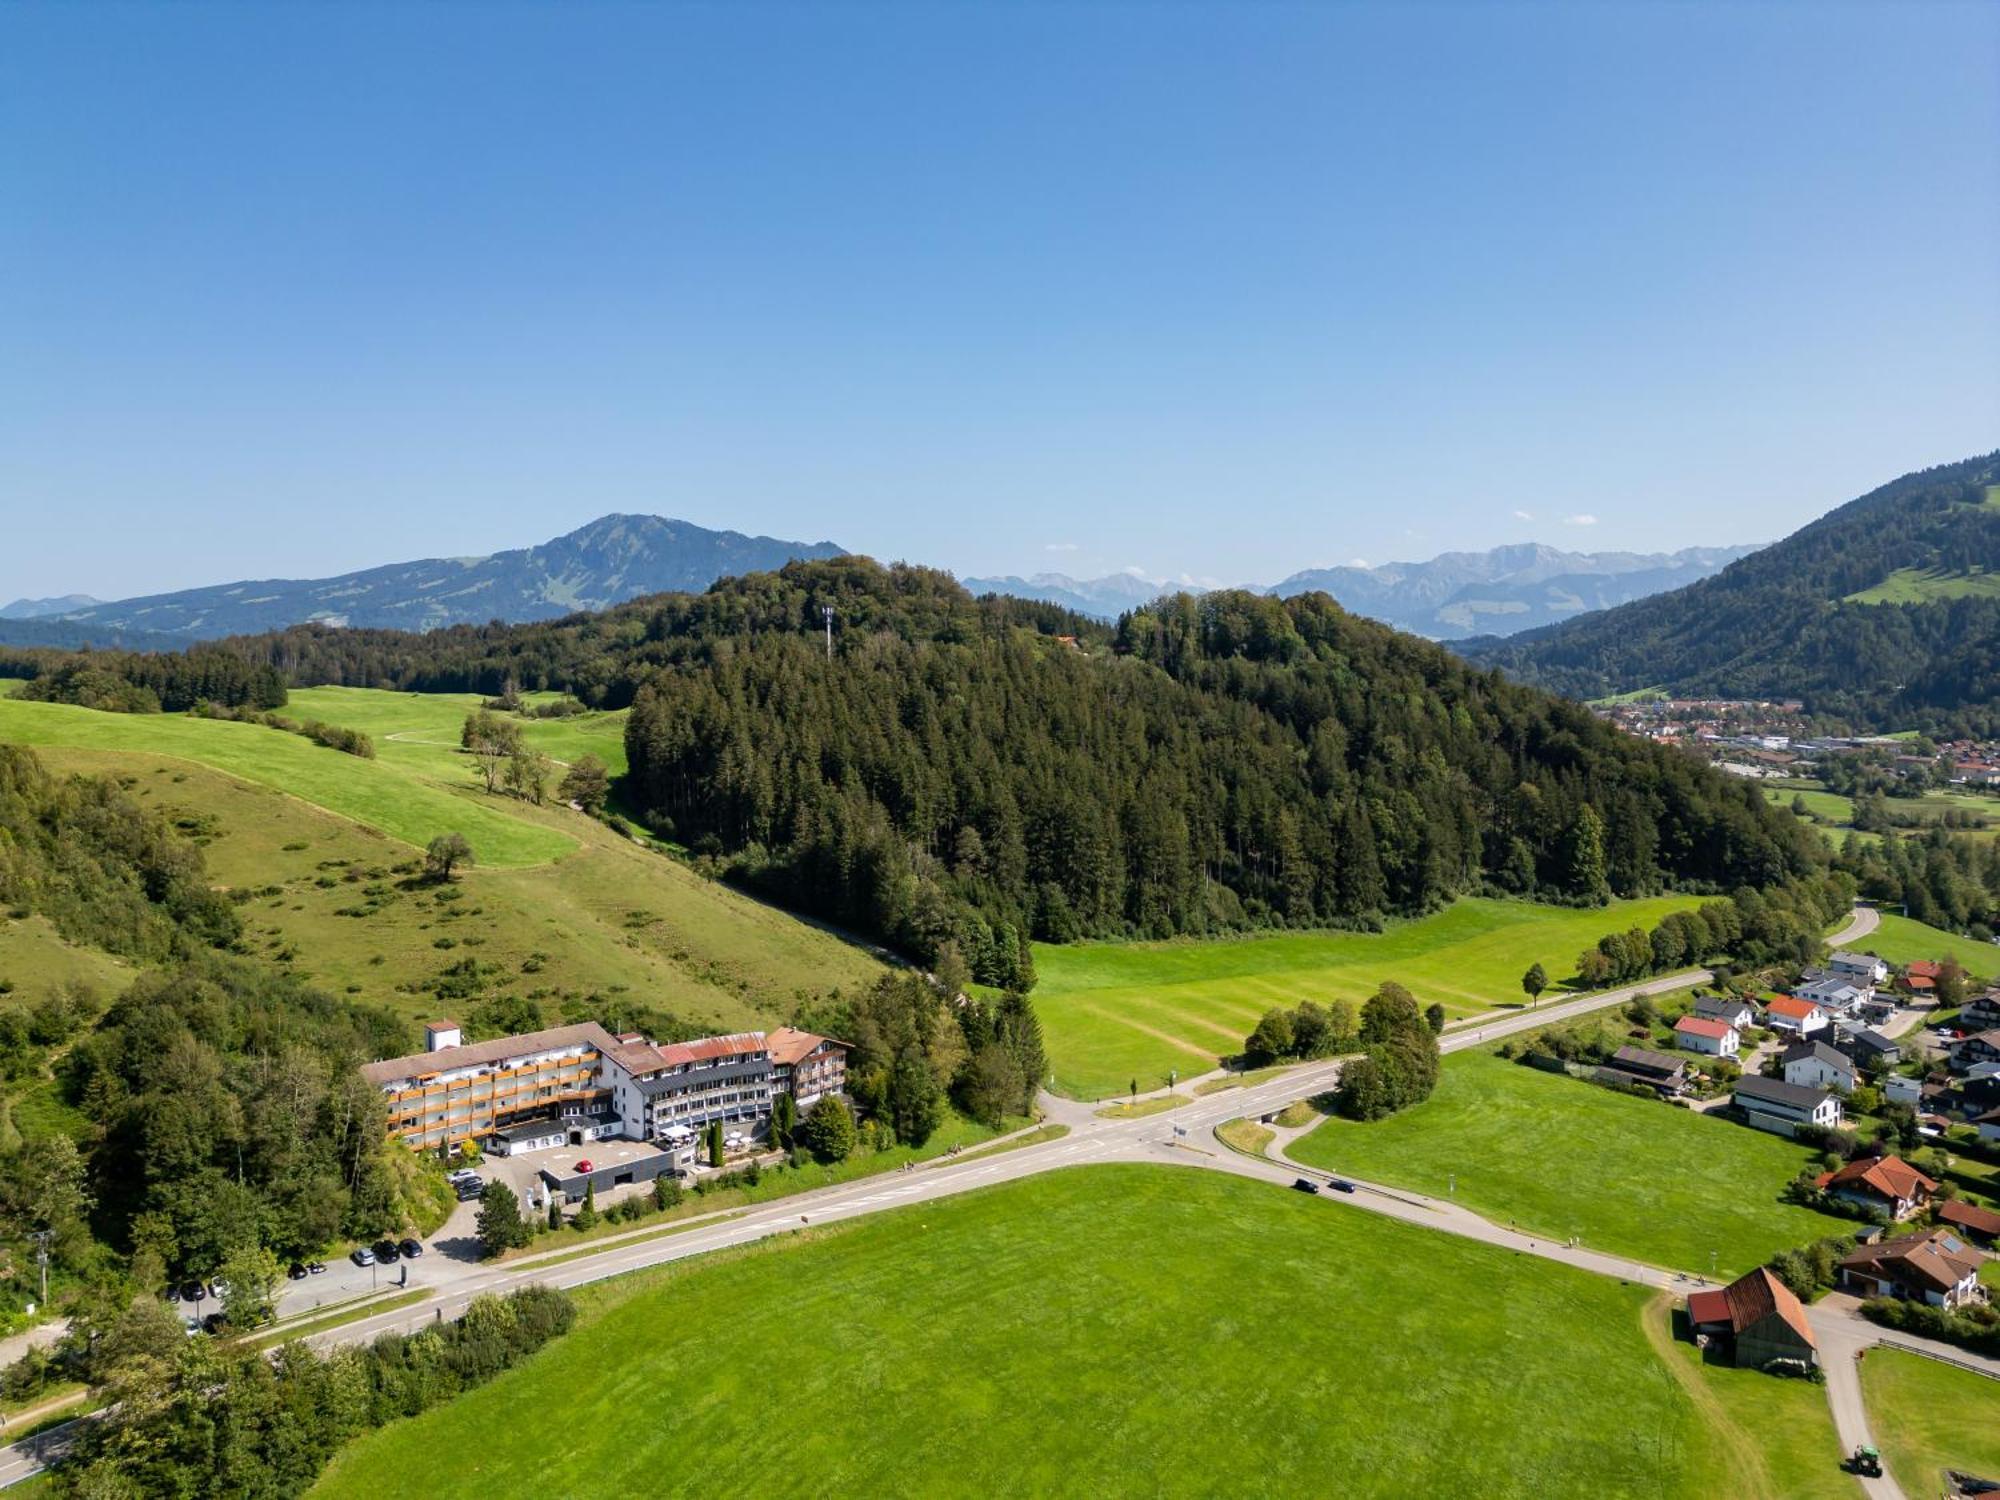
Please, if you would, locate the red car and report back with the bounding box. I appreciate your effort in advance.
[573,1159,592,1173]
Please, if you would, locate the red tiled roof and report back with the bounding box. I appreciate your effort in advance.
[1675,1016,1734,1040]
[1823,1155,1938,1204]
[1907,960,1943,978]
[1841,1229,1983,1297]
[607,1031,770,1075]
[1686,1288,1731,1326]
[765,1026,848,1066]
[1904,975,1935,991]
[1766,996,1821,1020]
[1938,1199,2000,1238]
[1686,1266,1815,1349]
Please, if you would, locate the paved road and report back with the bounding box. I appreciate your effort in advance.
[1,903,1945,1493]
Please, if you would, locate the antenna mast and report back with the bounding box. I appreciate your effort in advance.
[821,604,834,661]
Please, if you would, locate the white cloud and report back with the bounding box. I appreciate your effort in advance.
[1348,557,1371,568]
[1563,513,1599,527]
[1512,509,1535,522]
[1043,541,1079,553]
[1120,565,1149,577]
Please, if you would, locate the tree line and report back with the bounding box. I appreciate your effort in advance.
[10,645,287,713]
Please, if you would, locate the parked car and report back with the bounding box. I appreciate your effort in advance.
[573,1160,593,1174]
[351,1246,376,1267]
[307,1260,326,1275]
[287,1263,308,1281]
[1291,1178,1319,1194]
[202,1312,227,1335]
[1326,1178,1358,1194]
[373,1240,400,1264]
[210,1279,232,1301]
[182,1316,200,1337]
[166,1283,183,1303]
[399,1238,424,1259]
[179,1280,208,1303]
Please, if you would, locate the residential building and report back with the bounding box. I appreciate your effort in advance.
[1673,1015,1738,1056]
[1685,1267,1818,1370]
[1951,1030,2000,1071]
[1937,1199,2000,1247]
[1828,951,1889,986]
[1883,1074,1923,1108]
[766,1026,849,1109]
[1764,996,1828,1037]
[1794,977,1868,1013]
[1838,1229,1985,1309]
[1977,1105,2000,1145]
[1594,1046,1687,1096]
[1780,1040,1857,1095]
[1960,994,2000,1032]
[1814,1155,1936,1221]
[1831,1026,1899,1070]
[1733,1075,1841,1137]
[361,1021,619,1153]
[602,1032,775,1161]
[1693,996,1757,1032]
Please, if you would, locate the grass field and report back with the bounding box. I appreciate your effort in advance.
[0,695,574,867]
[11,745,884,1029]
[1852,912,1999,982]
[1032,895,1703,1099]
[1287,1051,1850,1275]
[1762,780,1996,847]
[1846,565,2000,605]
[0,914,133,1002]
[284,685,632,778]
[1859,1350,2000,1496]
[311,1165,1841,1499]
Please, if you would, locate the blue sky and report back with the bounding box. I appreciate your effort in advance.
[3,2,1995,602]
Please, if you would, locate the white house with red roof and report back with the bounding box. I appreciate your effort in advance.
[1672,1014,1738,1056]
[1815,1155,1936,1220]
[1763,995,1828,1037]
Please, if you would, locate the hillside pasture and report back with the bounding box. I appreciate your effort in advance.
[311,1165,1840,1499]
[1846,565,2000,605]
[1286,1050,1850,1275]
[283,685,631,778]
[1859,1350,2000,1497]
[1852,912,1999,982]
[1032,895,1703,1098]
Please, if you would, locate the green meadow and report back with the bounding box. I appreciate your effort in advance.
[312,1165,1841,1500]
[1846,565,2000,605]
[1287,1050,1850,1275]
[1032,894,1702,1098]
[1859,1350,2000,1497]
[1855,912,1999,981]
[0,695,573,867]
[284,685,632,778]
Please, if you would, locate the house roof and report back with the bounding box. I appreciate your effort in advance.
[1905,975,1936,992]
[1766,996,1823,1020]
[610,1031,770,1075]
[1840,1229,1983,1296]
[1819,1155,1938,1204]
[1694,996,1754,1019]
[1780,1040,1853,1072]
[1836,1027,1898,1057]
[1938,1199,2000,1238]
[1686,1267,1815,1349]
[1675,1016,1735,1040]
[1611,1045,1685,1076]
[360,1021,621,1087]
[766,1026,848,1066]
[1734,1074,1834,1112]
[1907,960,1943,979]
[1957,1029,2000,1050]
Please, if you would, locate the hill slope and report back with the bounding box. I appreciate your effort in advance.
[10,515,844,642]
[1461,452,2000,731]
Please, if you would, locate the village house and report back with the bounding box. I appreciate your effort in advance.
[1763,995,1829,1038]
[1814,1155,1936,1221]
[1692,995,1758,1032]
[1951,1029,2000,1071]
[765,1026,850,1110]
[1733,1074,1841,1137]
[1673,1015,1739,1056]
[1780,1040,1857,1095]
[1831,1025,1899,1071]
[1793,976,1868,1013]
[1884,1073,1924,1108]
[1838,1228,1985,1309]
[1828,951,1890,987]
[1977,1105,2000,1145]
[1960,993,2000,1032]
[1684,1267,1818,1371]
[1937,1199,2000,1247]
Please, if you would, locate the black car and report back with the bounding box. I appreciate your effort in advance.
[1290,1177,1319,1194]
[202,1312,228,1335]
[179,1280,208,1303]
[456,1181,485,1201]
[399,1238,424,1259]
[1326,1178,1357,1195]
[373,1240,400,1264]
[307,1261,327,1276]
[287,1262,308,1280]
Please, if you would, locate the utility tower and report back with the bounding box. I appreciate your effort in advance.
[822,604,834,661]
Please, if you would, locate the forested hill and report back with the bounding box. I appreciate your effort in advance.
[1460,452,2000,733]
[618,562,1819,984]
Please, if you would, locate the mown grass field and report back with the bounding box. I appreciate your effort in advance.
[1287,1051,1850,1275]
[1859,1350,2000,1497]
[0,695,574,867]
[1855,912,1999,981]
[1762,779,1997,847]
[1846,565,2000,605]
[10,744,884,1030]
[1033,895,1702,1098]
[284,685,632,778]
[311,1165,1840,1499]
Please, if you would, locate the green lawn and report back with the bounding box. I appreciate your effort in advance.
[18,746,883,1029]
[1851,912,1999,982]
[313,1164,1833,1499]
[1859,1349,2000,1497]
[1846,566,2000,605]
[1033,895,1703,1099]
[1287,1051,1850,1275]
[0,696,574,867]
[284,685,631,778]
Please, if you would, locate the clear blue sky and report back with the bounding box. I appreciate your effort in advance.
[3,2,1995,602]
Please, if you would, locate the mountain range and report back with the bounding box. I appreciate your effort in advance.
[1461,451,2000,733]
[964,543,1757,638]
[4,516,844,643]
